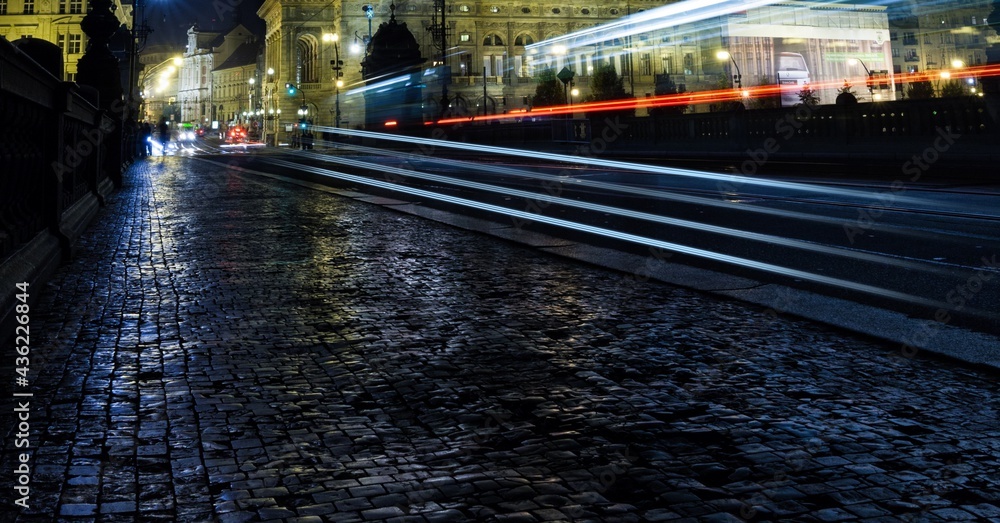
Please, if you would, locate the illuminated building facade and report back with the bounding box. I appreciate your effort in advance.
[211,39,263,126]
[177,24,256,126]
[256,0,993,128]
[0,0,131,81]
[888,0,994,95]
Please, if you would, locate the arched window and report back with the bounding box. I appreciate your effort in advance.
[483,34,504,46]
[514,34,534,46]
[296,34,320,84]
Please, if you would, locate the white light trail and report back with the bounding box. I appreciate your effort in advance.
[210,156,952,311]
[293,149,952,274]
[525,0,847,53]
[314,126,930,206]
[303,141,966,241]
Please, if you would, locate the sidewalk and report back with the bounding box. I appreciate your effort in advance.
[2,156,999,522]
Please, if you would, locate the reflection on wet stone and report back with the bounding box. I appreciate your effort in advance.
[0,157,998,521]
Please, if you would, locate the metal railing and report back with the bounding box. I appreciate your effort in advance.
[0,37,116,263]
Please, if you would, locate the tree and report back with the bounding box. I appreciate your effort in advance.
[648,74,687,117]
[940,79,968,98]
[837,80,856,96]
[532,68,565,107]
[835,80,858,105]
[588,63,635,117]
[907,80,935,99]
[798,84,820,107]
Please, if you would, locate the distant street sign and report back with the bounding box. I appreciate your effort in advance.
[557,67,575,84]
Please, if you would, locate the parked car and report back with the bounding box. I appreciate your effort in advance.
[776,52,810,106]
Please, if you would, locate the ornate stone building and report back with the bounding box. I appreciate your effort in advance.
[888,0,994,88]
[256,0,665,129]
[0,0,131,81]
[256,0,996,128]
[177,24,256,126]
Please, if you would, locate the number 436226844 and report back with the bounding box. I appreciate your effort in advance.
[15,282,30,382]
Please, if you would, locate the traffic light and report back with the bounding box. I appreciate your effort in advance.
[286,82,297,95]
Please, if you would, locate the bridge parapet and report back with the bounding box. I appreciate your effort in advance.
[1,36,117,341]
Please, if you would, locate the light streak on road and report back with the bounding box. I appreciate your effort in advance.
[291,148,955,274]
[305,140,994,236]
[315,125,932,206]
[209,156,954,312]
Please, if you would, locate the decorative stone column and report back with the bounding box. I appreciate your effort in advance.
[77,0,125,186]
[78,0,124,110]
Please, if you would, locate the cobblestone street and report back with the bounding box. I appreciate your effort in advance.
[2,156,999,522]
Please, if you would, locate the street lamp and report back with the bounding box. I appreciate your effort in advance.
[139,56,183,122]
[951,59,978,95]
[716,50,742,89]
[327,33,344,128]
[570,87,579,106]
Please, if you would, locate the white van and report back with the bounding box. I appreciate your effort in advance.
[776,52,810,106]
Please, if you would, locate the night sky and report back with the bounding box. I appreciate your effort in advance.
[141,0,266,46]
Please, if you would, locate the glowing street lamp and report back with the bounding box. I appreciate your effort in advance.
[716,50,741,89]
[327,32,344,128]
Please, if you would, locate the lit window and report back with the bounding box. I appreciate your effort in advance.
[459,4,470,12]
[490,5,500,13]
[460,33,471,42]
[68,34,82,54]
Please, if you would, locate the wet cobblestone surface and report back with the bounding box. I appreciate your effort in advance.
[2,157,1000,522]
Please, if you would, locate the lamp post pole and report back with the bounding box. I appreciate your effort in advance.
[716,50,741,89]
[328,34,343,128]
[849,58,873,99]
